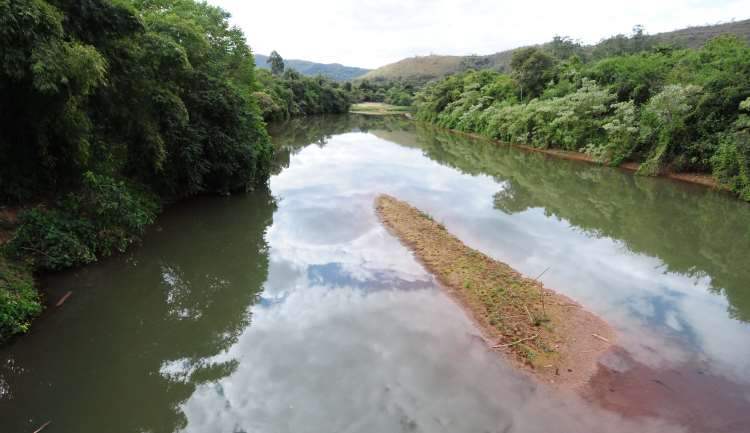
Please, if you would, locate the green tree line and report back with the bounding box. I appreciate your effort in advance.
[251,52,417,121]
[0,0,343,341]
[415,31,750,202]
[249,50,351,121]
[350,79,416,106]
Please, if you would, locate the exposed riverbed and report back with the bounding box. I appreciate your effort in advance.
[1,115,749,432]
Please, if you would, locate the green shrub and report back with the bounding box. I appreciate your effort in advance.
[531,79,614,151]
[7,207,95,270]
[0,256,41,340]
[476,79,614,151]
[585,100,640,165]
[415,35,750,202]
[255,69,351,121]
[8,172,159,271]
[638,84,702,175]
[712,98,750,200]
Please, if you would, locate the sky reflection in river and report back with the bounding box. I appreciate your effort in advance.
[173,286,680,433]
[170,119,748,431]
[277,125,750,382]
[1,115,749,432]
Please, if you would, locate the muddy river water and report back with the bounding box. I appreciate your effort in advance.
[1,115,749,432]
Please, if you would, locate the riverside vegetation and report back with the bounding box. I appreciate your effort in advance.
[0,0,354,341]
[3,3,749,345]
[415,32,750,202]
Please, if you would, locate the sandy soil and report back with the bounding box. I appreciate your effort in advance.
[375,194,615,388]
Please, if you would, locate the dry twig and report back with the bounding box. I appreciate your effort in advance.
[494,334,539,348]
[33,421,51,433]
[592,333,610,343]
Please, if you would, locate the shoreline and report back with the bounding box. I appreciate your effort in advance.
[375,194,615,388]
[349,102,414,116]
[418,122,732,194]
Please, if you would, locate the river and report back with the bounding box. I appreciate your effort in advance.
[1,115,749,432]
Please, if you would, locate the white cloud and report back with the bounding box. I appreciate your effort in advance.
[208,0,750,68]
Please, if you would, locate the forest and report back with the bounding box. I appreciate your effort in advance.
[415,30,750,202]
[0,0,352,340]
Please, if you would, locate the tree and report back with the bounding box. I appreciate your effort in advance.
[548,35,583,60]
[269,50,284,75]
[510,47,557,99]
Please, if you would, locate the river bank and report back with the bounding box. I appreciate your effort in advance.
[420,122,732,194]
[375,194,614,387]
[350,102,413,116]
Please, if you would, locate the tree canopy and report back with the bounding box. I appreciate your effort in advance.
[0,0,280,339]
[416,34,750,201]
[0,0,272,204]
[269,50,285,75]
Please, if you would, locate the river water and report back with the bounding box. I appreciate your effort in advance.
[1,115,749,432]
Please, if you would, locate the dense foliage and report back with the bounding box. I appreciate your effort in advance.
[251,52,415,121]
[0,0,280,338]
[254,68,352,121]
[415,34,750,201]
[351,79,417,106]
[0,0,272,203]
[7,172,159,270]
[0,255,41,341]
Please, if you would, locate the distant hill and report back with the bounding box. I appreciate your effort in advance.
[255,54,369,81]
[649,19,750,48]
[359,55,466,83]
[362,18,750,83]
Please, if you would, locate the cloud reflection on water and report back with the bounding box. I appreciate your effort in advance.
[157,119,750,431]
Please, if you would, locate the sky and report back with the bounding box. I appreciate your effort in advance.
[208,0,750,69]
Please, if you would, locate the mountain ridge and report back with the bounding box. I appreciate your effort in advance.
[362,18,750,83]
[254,54,369,81]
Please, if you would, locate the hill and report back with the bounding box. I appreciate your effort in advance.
[255,54,369,81]
[650,19,750,48]
[359,55,465,83]
[362,18,750,83]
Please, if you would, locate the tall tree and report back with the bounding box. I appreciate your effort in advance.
[510,47,557,99]
[269,50,284,75]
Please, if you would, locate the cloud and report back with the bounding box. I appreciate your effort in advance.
[208,0,750,68]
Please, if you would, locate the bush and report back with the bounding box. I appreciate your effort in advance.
[414,34,750,202]
[0,256,41,340]
[712,98,750,200]
[530,79,614,150]
[586,100,639,165]
[8,172,159,270]
[474,79,614,151]
[255,69,351,121]
[638,84,702,175]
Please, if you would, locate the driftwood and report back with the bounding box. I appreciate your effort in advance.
[32,421,51,433]
[55,291,73,307]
